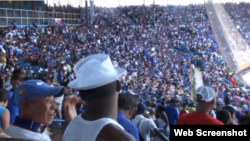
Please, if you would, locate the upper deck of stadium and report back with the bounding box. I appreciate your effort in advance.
[1,0,250,86]
[0,0,81,27]
[0,0,248,27]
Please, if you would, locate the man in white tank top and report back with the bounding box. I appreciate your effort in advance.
[63,54,136,141]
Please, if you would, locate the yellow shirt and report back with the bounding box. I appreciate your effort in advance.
[188,107,196,113]
[66,64,72,73]
[1,57,6,66]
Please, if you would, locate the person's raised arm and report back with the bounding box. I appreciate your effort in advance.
[159,111,169,129]
[50,97,78,141]
[153,128,169,141]
[148,119,169,141]
[1,109,10,131]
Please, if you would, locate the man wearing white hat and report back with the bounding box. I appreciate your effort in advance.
[177,85,223,125]
[63,54,136,141]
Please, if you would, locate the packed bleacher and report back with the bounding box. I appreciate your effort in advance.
[224,2,250,45]
[0,3,249,141]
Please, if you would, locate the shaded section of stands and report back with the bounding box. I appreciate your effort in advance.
[98,15,114,27]
[122,9,137,25]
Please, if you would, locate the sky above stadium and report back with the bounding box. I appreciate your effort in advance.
[47,0,250,7]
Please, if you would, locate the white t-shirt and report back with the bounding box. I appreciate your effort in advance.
[210,109,216,118]
[62,115,124,141]
[132,115,157,141]
[6,125,51,141]
[54,95,64,113]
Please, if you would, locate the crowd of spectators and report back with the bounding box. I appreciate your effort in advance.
[224,2,250,46]
[0,3,249,141]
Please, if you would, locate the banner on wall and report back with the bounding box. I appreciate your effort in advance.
[55,19,62,25]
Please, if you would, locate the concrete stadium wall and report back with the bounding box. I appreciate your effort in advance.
[0,1,44,10]
[236,62,250,74]
[205,1,237,71]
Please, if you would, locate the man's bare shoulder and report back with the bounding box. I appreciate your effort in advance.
[96,124,136,141]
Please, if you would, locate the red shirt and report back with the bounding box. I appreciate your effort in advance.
[177,112,224,125]
[179,109,188,117]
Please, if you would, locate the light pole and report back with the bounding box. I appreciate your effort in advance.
[153,0,155,26]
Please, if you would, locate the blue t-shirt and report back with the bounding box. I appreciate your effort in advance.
[117,110,140,141]
[6,91,19,124]
[165,105,179,125]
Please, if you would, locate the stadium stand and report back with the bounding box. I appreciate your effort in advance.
[0,1,250,141]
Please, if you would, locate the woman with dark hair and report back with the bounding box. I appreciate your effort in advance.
[223,105,237,125]
[238,115,250,125]
[216,109,231,125]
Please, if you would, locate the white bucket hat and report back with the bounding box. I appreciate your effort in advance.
[68,54,126,90]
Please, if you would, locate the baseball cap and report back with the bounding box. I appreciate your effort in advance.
[14,80,65,106]
[196,86,217,102]
[137,103,146,113]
